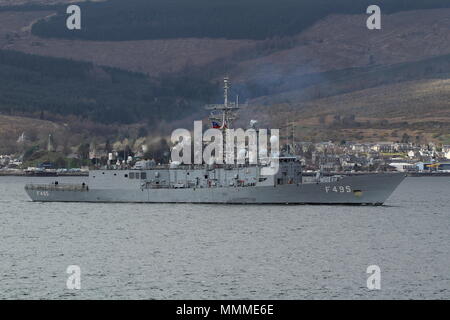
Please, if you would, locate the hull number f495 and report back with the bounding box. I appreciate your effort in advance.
[325,186,352,193]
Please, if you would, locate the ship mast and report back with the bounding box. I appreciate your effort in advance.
[224,76,228,108]
[206,77,240,130]
[204,77,244,166]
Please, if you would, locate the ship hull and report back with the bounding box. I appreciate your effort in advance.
[25,173,405,205]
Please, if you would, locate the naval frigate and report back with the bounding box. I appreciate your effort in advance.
[25,78,405,205]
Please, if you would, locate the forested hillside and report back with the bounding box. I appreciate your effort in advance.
[31,0,450,41]
[2,46,449,127]
[0,50,218,124]
[0,1,449,146]
[241,54,450,105]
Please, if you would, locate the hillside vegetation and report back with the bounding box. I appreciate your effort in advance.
[0,49,218,124]
[0,2,449,147]
[272,78,450,119]
[245,54,450,106]
[240,77,450,144]
[30,0,450,41]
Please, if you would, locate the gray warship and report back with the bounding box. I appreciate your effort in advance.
[25,78,405,205]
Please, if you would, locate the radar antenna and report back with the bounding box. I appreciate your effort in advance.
[206,77,240,130]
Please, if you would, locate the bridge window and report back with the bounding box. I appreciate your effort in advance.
[141,172,147,179]
[129,172,135,179]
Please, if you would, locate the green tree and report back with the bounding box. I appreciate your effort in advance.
[78,143,90,160]
[401,133,410,143]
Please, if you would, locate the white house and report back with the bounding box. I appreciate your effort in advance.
[388,162,416,172]
[443,145,450,160]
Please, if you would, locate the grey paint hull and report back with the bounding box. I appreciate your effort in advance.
[25,173,405,205]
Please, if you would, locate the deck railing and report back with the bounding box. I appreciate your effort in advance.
[25,184,89,192]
